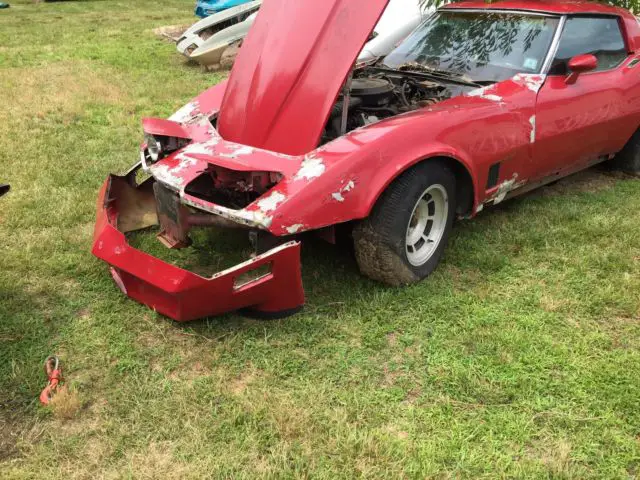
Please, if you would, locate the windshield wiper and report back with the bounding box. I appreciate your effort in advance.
[398,62,476,83]
[376,63,481,88]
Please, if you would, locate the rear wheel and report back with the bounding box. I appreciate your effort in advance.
[353,161,456,286]
[612,129,640,175]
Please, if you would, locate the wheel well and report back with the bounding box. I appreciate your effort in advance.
[433,156,475,217]
[366,156,476,219]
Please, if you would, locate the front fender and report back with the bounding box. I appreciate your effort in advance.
[268,138,478,235]
[271,105,502,235]
[271,81,537,235]
[360,141,478,217]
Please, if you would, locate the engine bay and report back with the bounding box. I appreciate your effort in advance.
[322,65,474,142]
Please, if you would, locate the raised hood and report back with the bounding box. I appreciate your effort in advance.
[217,0,390,156]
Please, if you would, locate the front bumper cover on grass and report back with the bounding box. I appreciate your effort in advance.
[91,174,305,322]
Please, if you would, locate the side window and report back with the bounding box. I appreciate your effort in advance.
[548,16,627,75]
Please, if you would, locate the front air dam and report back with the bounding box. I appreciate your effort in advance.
[91,174,305,322]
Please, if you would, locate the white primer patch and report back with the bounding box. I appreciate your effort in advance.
[294,154,325,181]
[285,224,304,234]
[512,73,546,94]
[256,191,286,212]
[466,86,503,102]
[174,138,220,161]
[331,180,356,202]
[169,101,200,123]
[220,144,255,158]
[492,174,526,204]
[150,157,199,188]
[529,115,536,144]
[235,209,273,229]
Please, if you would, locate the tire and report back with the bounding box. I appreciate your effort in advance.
[612,129,640,174]
[353,161,456,286]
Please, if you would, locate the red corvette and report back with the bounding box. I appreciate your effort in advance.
[93,0,640,321]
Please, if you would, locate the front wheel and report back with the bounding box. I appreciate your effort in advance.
[353,161,456,286]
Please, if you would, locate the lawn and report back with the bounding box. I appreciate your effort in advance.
[1,1,640,478]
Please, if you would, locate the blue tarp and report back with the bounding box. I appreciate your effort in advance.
[194,0,252,18]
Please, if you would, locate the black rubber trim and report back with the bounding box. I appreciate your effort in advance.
[487,163,501,189]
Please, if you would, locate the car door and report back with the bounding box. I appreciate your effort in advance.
[533,15,630,180]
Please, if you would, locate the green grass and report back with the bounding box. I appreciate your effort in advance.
[1,1,640,478]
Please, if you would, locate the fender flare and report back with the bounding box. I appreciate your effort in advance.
[361,146,480,219]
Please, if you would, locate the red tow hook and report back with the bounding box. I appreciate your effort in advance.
[40,356,63,406]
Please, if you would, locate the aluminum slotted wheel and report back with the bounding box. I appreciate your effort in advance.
[353,161,456,286]
[405,184,449,267]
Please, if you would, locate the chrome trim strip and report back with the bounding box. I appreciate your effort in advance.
[541,15,567,74]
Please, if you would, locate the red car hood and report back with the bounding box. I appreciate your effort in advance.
[217,0,390,156]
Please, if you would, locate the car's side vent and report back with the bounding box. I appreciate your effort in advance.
[487,163,501,189]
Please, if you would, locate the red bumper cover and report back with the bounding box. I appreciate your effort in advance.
[91,175,305,322]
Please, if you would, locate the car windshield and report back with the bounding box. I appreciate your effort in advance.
[383,10,560,83]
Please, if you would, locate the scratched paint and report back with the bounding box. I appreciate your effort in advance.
[294,154,326,181]
[175,138,220,159]
[169,101,200,123]
[331,180,355,202]
[529,115,536,144]
[220,144,255,158]
[285,224,304,234]
[512,73,546,94]
[256,190,286,212]
[466,85,502,102]
[230,208,273,228]
[492,174,526,204]
[150,157,199,189]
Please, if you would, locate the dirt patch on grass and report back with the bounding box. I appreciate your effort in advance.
[0,418,22,462]
[153,25,189,42]
[381,363,402,387]
[382,424,410,440]
[525,438,582,476]
[403,388,421,404]
[595,314,640,350]
[539,292,576,313]
[229,368,258,396]
[272,404,312,443]
[126,442,192,479]
[0,61,126,124]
